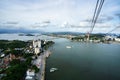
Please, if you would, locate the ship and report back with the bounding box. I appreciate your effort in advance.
[50,68,58,72]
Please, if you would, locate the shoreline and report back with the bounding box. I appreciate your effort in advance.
[70,40,120,44]
[40,50,51,80]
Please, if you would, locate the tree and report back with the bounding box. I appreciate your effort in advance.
[9,59,20,66]
[23,53,34,58]
[26,57,32,66]
[31,65,39,73]
[2,62,27,80]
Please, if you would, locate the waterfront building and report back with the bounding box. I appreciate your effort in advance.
[115,38,120,42]
[25,69,35,80]
[105,36,114,41]
[34,47,40,55]
[33,39,41,55]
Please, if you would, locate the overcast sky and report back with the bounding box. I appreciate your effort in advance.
[0,0,120,33]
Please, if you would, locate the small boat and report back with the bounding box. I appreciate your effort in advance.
[50,68,58,72]
[66,46,72,48]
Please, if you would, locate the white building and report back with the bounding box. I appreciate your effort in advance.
[37,40,41,48]
[105,36,114,41]
[115,38,120,42]
[25,69,35,80]
[33,39,41,55]
[34,48,40,55]
[33,39,41,48]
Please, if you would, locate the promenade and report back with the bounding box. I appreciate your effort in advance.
[35,51,51,80]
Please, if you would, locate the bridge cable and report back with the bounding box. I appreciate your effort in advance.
[106,15,120,34]
[90,0,105,33]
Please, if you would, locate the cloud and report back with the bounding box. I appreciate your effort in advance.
[0,0,120,33]
[42,21,51,24]
[84,15,114,23]
[4,21,19,24]
[115,13,120,19]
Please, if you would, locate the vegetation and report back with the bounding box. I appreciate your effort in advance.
[11,50,24,56]
[71,34,105,42]
[0,39,54,80]
[31,65,39,73]
[71,36,84,41]
[0,40,28,49]
[23,53,34,58]
[8,40,28,49]
[9,59,21,66]
[0,40,9,49]
[26,57,33,66]
[1,59,27,80]
[25,34,35,36]
[88,34,104,40]
[0,40,29,80]
[43,41,54,50]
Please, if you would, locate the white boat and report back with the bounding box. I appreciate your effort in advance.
[50,68,58,72]
[66,46,72,48]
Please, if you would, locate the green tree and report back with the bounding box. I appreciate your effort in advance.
[31,65,39,73]
[9,59,20,66]
[26,57,32,66]
[2,62,27,80]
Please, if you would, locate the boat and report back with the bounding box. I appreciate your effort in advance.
[50,68,58,72]
[66,46,72,48]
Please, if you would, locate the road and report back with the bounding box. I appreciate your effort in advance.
[36,51,47,80]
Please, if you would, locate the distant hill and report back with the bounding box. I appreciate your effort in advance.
[43,32,85,36]
[0,28,119,36]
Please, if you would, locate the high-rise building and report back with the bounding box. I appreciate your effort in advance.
[33,39,41,55]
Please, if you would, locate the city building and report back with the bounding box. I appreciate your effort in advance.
[105,36,115,41]
[115,38,120,42]
[33,39,41,55]
[25,69,35,80]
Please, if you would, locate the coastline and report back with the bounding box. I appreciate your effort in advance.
[40,50,51,80]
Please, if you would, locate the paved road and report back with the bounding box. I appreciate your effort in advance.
[36,52,46,80]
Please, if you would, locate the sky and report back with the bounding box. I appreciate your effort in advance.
[0,0,120,33]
